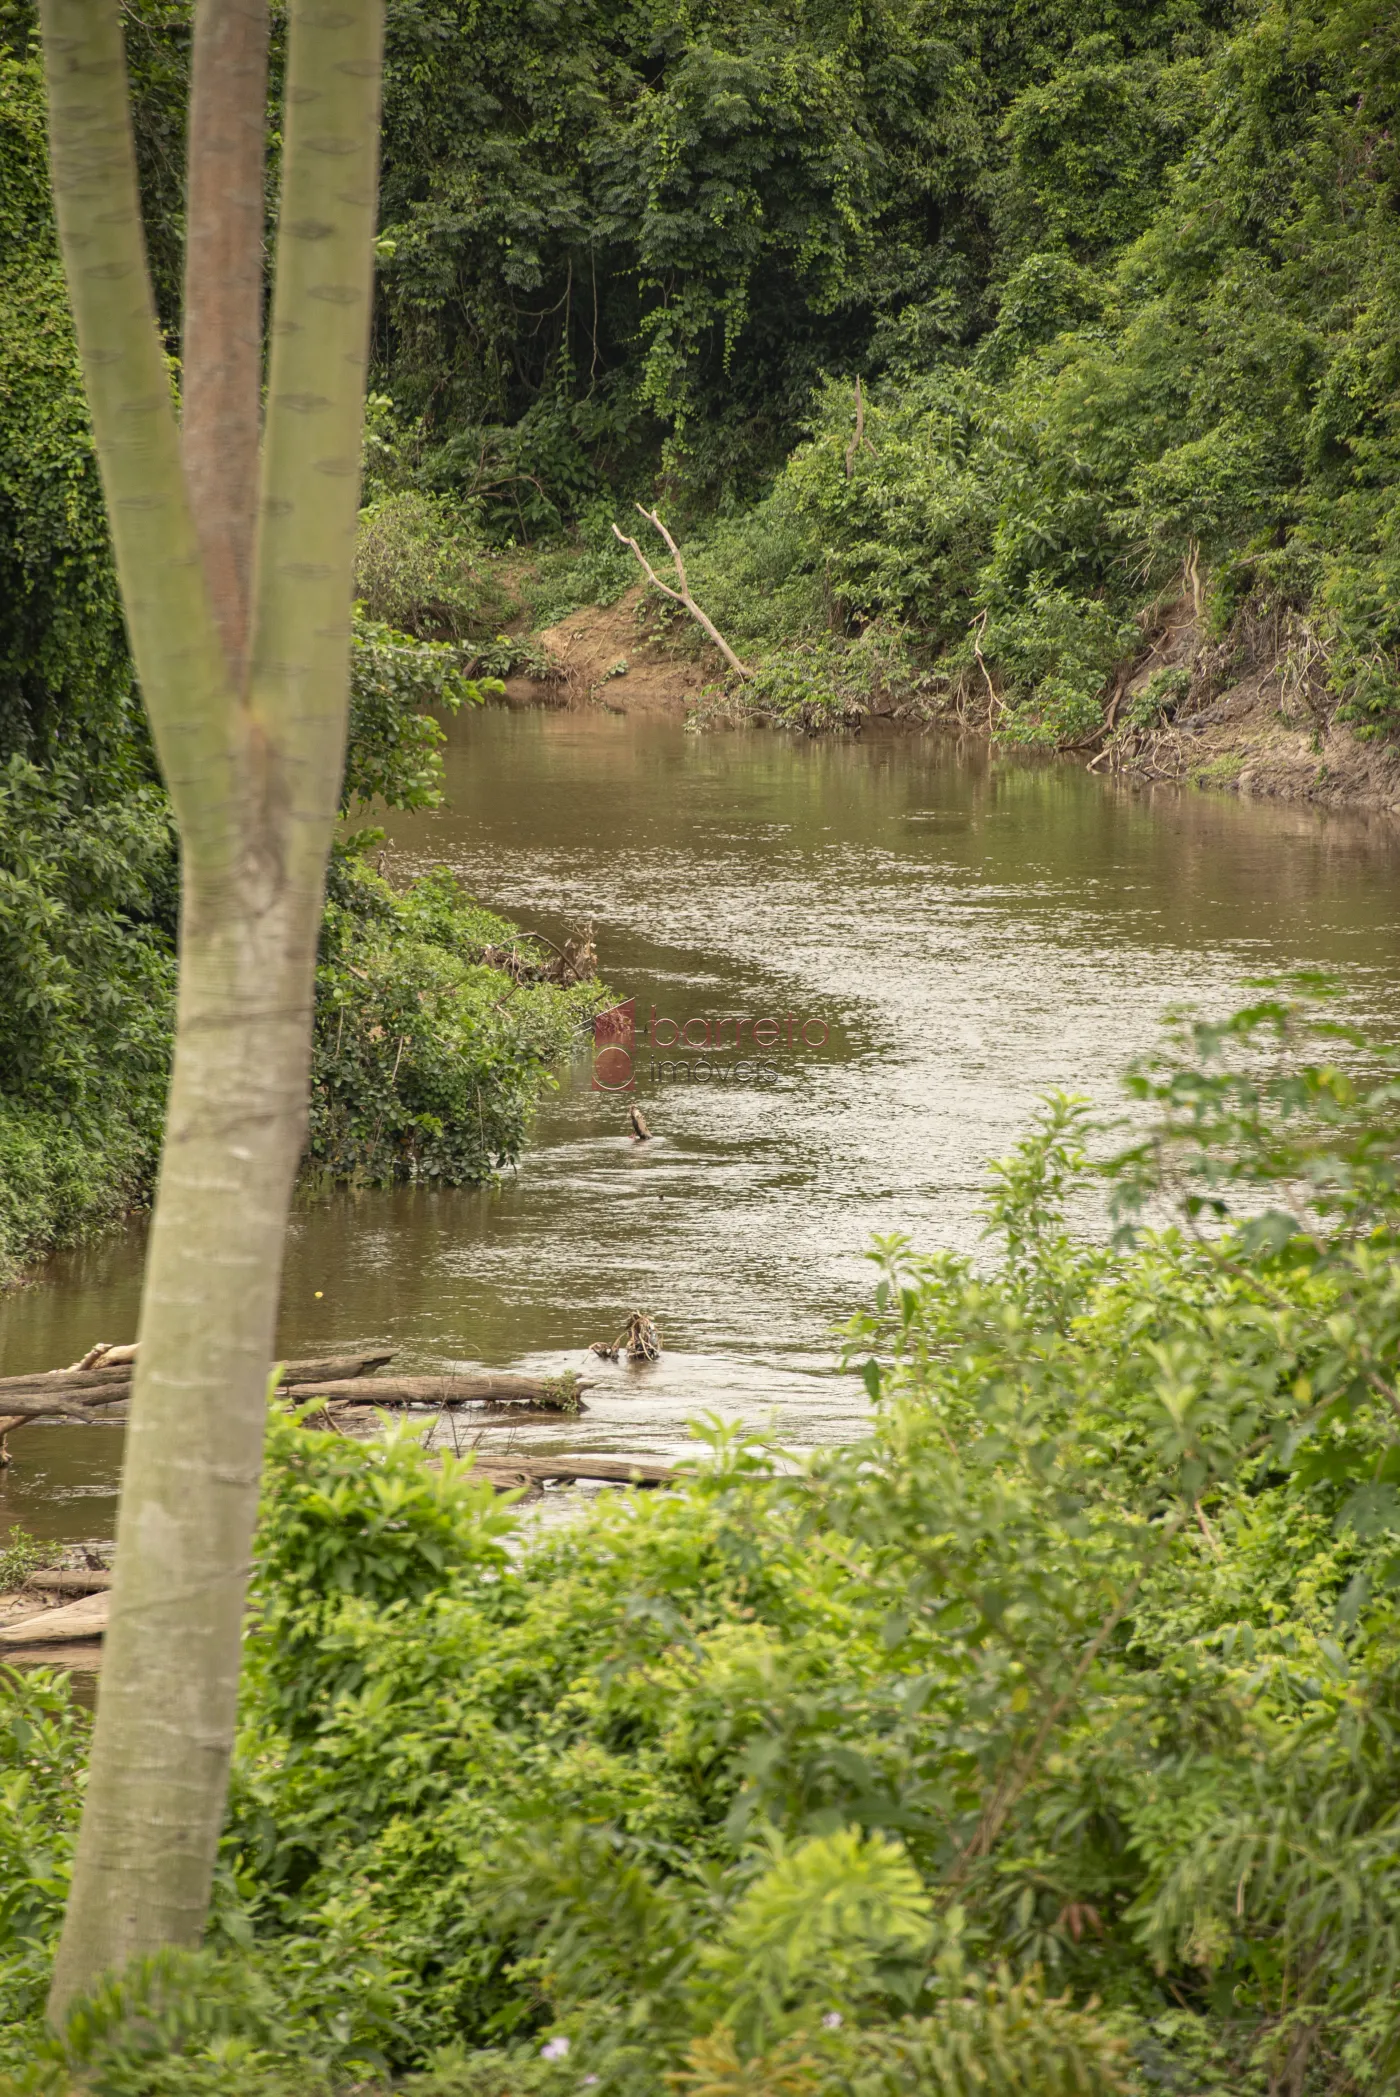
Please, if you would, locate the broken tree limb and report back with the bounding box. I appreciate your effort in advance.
[611,506,750,678]
[25,1569,113,1596]
[308,1372,591,1412]
[68,1342,138,1372]
[0,1349,399,1446]
[468,1456,678,1494]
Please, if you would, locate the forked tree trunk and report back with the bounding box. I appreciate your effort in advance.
[40,0,385,2017]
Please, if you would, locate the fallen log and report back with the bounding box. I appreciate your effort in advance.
[0,1364,137,1397]
[312,1373,591,1412]
[0,1389,130,1445]
[517,1456,676,1486]
[0,1349,398,1443]
[25,1569,112,1596]
[0,1394,110,1423]
[0,1591,110,1645]
[0,1348,393,1401]
[279,1351,395,1387]
[468,1456,676,1492]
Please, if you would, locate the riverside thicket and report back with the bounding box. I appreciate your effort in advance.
[5,987,1400,2092]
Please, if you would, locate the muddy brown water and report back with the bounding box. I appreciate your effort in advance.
[5,705,1400,1550]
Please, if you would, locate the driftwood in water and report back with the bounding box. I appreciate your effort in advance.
[0,1350,397,1442]
[0,1393,111,1423]
[279,1352,396,1388]
[26,1569,112,1596]
[472,1455,676,1492]
[311,1372,590,1413]
[522,1456,675,1486]
[67,1341,138,1372]
[589,1310,661,1364]
[0,1591,110,1645]
[0,1348,392,1405]
[0,1363,138,1398]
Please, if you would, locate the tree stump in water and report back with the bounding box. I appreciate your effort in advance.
[589,1311,661,1363]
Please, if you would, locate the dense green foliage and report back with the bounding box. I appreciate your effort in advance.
[0,48,593,1281]
[7,0,1400,1273]
[312,861,601,1187]
[6,990,1400,2091]
[618,0,1400,740]
[355,0,1400,741]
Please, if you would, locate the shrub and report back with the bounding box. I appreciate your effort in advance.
[310,860,605,1187]
[354,494,513,643]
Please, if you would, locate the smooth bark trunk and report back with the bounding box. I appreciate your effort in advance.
[42,0,384,2018]
[49,890,323,1997]
[182,0,268,690]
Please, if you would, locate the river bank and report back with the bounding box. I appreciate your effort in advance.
[500,580,1400,819]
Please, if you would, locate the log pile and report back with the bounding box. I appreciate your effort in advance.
[0,1349,398,1439]
[310,1372,590,1414]
[0,1349,592,1453]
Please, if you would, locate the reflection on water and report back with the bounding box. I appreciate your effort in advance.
[0,1423,123,1548]
[4,708,1400,1542]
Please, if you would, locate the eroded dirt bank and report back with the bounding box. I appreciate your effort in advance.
[1091,594,1400,819]
[503,587,705,714]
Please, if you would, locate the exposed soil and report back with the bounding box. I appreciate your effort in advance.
[1097,595,1400,818]
[502,587,714,714]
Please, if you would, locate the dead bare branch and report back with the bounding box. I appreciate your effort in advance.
[844,375,875,478]
[612,506,750,678]
[970,609,1001,724]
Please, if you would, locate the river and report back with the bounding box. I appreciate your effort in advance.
[4,704,1400,1549]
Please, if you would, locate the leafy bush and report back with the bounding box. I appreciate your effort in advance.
[354,494,514,643]
[0,754,176,1279]
[0,1531,51,1592]
[518,514,639,631]
[310,859,604,1188]
[345,617,501,819]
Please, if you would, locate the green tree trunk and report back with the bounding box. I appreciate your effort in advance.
[40,0,384,2017]
[181,0,268,690]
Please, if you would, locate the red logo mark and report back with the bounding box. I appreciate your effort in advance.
[592,998,636,1092]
